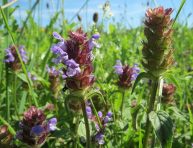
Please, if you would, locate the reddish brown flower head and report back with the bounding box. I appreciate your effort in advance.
[142,6,174,77]
[51,28,100,90]
[162,83,176,104]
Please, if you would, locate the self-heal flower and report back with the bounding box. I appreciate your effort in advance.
[114,60,140,89]
[16,106,57,147]
[4,45,28,71]
[51,28,100,90]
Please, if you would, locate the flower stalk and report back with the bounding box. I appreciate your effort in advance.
[143,78,159,148]
[141,6,175,147]
[81,98,91,148]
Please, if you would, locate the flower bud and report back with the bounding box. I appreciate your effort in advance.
[162,83,176,104]
[93,12,99,23]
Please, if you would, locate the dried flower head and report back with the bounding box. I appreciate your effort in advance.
[16,106,57,147]
[142,7,174,77]
[4,45,28,71]
[114,60,140,89]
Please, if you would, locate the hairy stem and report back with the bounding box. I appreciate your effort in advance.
[120,90,125,119]
[81,99,91,148]
[143,78,159,148]
[74,115,80,148]
[13,73,19,119]
[6,66,10,121]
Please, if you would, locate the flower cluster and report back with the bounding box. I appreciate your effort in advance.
[114,60,140,89]
[16,106,57,147]
[51,28,99,90]
[162,83,176,104]
[4,45,28,71]
[86,105,112,145]
[142,7,174,77]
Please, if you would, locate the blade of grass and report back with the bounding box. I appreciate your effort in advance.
[172,0,186,27]
[17,0,40,43]
[1,0,18,9]
[0,7,38,106]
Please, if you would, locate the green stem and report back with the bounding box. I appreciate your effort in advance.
[5,66,10,121]
[74,115,80,148]
[13,73,19,119]
[120,90,125,119]
[81,99,91,148]
[143,78,159,148]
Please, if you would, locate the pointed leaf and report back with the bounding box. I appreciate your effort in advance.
[149,111,173,148]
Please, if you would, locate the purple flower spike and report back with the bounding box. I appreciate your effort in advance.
[92,34,100,40]
[114,60,123,75]
[53,32,64,41]
[31,125,44,136]
[98,111,103,118]
[48,118,57,131]
[95,132,105,145]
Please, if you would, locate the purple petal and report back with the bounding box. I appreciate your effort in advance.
[65,59,79,68]
[53,32,64,41]
[107,111,113,118]
[48,118,57,131]
[95,132,105,145]
[66,67,77,77]
[114,60,123,75]
[92,34,100,39]
[31,125,44,136]
[98,111,103,118]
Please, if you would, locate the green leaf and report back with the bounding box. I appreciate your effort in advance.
[16,73,28,83]
[131,72,150,94]
[149,111,173,148]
